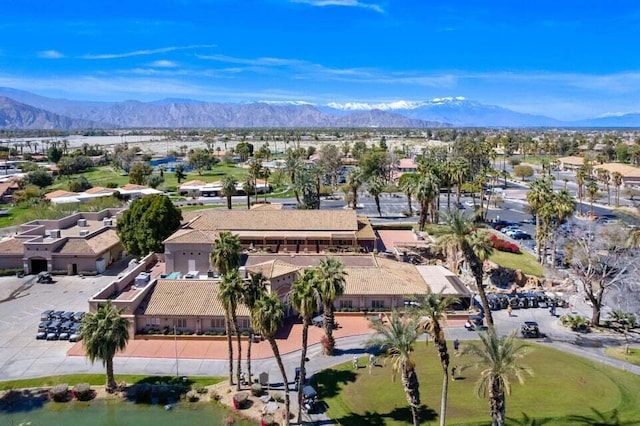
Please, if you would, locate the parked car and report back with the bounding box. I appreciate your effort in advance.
[69,333,81,342]
[61,311,74,321]
[73,312,85,322]
[40,310,54,321]
[58,332,70,340]
[46,332,59,340]
[511,231,532,240]
[51,311,65,320]
[36,271,53,284]
[521,321,541,338]
[36,331,47,340]
[38,321,51,332]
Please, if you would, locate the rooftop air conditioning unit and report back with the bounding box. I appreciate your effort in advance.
[79,230,89,237]
[103,217,112,226]
[77,219,88,227]
[49,229,61,239]
[184,271,199,279]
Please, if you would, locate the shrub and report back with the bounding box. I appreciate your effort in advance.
[250,383,263,397]
[50,384,71,402]
[186,390,200,402]
[490,234,521,254]
[273,392,284,403]
[73,383,95,401]
[210,389,222,401]
[193,384,207,394]
[0,268,25,277]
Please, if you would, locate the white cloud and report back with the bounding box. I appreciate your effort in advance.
[292,0,383,13]
[38,50,65,59]
[149,60,178,68]
[81,44,216,60]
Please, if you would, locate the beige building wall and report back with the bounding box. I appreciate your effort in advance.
[165,242,211,273]
[136,314,250,334]
[0,256,22,270]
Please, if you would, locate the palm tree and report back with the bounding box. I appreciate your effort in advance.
[368,176,385,217]
[439,211,494,327]
[346,169,363,210]
[242,176,254,210]
[210,231,241,275]
[417,294,457,426]
[576,166,588,215]
[414,172,440,231]
[221,175,238,210]
[219,270,245,390]
[550,189,575,265]
[612,171,623,207]
[597,169,611,205]
[316,257,347,355]
[398,173,418,215]
[242,272,267,385]
[284,150,302,204]
[368,311,422,426]
[462,329,533,426]
[252,293,291,426]
[80,301,130,392]
[450,159,468,205]
[248,159,263,202]
[526,178,552,263]
[586,180,599,217]
[289,269,321,422]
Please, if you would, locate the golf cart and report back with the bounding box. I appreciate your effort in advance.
[37,271,53,284]
[301,385,318,413]
[464,314,487,331]
[521,321,541,338]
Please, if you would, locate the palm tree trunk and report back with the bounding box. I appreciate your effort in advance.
[535,214,541,262]
[232,311,242,391]
[297,319,310,422]
[246,194,251,210]
[435,337,450,426]
[323,304,336,355]
[490,379,506,426]
[375,195,381,217]
[462,240,494,327]
[247,333,253,385]
[226,195,232,210]
[406,192,413,214]
[446,186,451,211]
[268,338,291,426]
[106,356,117,392]
[401,367,421,426]
[352,188,358,210]
[225,315,234,386]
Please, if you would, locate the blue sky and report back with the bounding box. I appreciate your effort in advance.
[1,0,640,120]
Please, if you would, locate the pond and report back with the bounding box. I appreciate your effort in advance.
[0,399,255,426]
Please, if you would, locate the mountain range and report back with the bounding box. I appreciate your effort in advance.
[1,87,640,129]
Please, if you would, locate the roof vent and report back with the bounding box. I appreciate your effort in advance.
[79,230,89,237]
[77,218,88,227]
[49,229,61,239]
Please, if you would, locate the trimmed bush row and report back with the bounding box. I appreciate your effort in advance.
[490,234,521,254]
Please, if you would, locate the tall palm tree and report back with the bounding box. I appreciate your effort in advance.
[316,257,347,355]
[219,270,245,390]
[248,159,263,202]
[526,178,552,263]
[80,301,130,392]
[597,168,611,205]
[416,294,457,426]
[252,293,291,426]
[284,150,302,204]
[462,329,533,426]
[346,169,363,210]
[586,180,599,217]
[368,311,422,426]
[612,171,623,207]
[439,211,494,327]
[210,231,241,276]
[550,189,575,265]
[576,165,589,215]
[289,269,321,422]
[368,176,385,217]
[221,175,238,210]
[242,176,254,210]
[414,172,440,231]
[398,173,418,215]
[450,159,468,205]
[242,272,267,385]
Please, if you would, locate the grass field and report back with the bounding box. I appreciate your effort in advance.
[0,374,223,391]
[489,250,544,277]
[312,343,640,425]
[604,346,640,366]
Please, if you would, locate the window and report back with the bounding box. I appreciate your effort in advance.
[210,318,225,329]
[239,319,250,330]
[176,318,187,328]
[340,300,353,309]
[146,317,160,326]
[371,300,386,309]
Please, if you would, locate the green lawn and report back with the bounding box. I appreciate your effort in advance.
[604,346,640,366]
[0,374,223,391]
[312,343,640,425]
[489,249,544,277]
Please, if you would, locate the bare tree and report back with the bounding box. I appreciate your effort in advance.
[567,225,638,326]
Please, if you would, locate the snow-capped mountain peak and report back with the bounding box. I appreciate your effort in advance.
[326,97,468,111]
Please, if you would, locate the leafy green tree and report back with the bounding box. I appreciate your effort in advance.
[251,293,291,426]
[221,175,238,210]
[368,312,422,426]
[439,211,494,327]
[116,194,182,256]
[189,148,216,175]
[316,257,346,355]
[289,269,321,422]
[414,172,440,230]
[147,175,164,189]
[210,231,241,275]
[219,270,245,389]
[26,169,53,188]
[128,162,153,185]
[235,142,254,162]
[174,164,186,184]
[68,176,93,192]
[462,329,533,426]
[242,273,267,384]
[80,301,130,392]
[47,146,63,163]
[416,294,457,426]
[513,164,534,181]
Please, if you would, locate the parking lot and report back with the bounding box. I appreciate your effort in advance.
[0,272,117,380]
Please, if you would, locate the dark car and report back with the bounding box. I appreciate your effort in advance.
[73,312,85,322]
[38,321,51,332]
[51,311,65,320]
[521,321,541,338]
[61,311,74,321]
[511,231,532,240]
[40,310,54,321]
[37,271,53,284]
[58,332,70,340]
[60,321,74,332]
[47,320,61,332]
